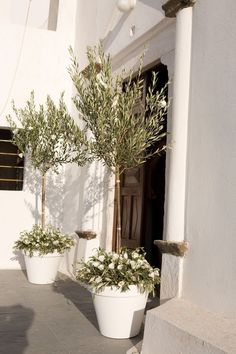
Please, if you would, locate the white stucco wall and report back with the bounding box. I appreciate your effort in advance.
[0,0,77,269]
[10,0,51,29]
[183,0,236,317]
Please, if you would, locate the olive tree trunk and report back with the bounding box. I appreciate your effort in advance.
[41,173,46,230]
[115,166,121,252]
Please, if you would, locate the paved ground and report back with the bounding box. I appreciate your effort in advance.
[0,270,153,354]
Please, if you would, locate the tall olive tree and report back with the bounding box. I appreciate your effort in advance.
[7,92,89,229]
[69,45,168,251]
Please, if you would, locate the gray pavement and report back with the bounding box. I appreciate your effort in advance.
[0,270,144,354]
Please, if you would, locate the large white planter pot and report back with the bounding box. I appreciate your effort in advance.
[24,252,63,284]
[92,285,148,339]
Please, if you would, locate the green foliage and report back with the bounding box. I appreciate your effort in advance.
[14,225,75,257]
[69,44,168,173]
[7,92,90,175]
[76,247,160,294]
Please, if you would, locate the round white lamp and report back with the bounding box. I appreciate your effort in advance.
[117,0,137,12]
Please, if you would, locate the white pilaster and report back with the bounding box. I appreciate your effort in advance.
[161,6,193,300]
[165,6,193,243]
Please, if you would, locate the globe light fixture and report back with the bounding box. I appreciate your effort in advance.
[117,0,137,12]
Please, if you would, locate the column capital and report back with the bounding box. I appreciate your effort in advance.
[162,0,196,18]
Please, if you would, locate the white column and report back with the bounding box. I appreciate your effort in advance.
[165,6,193,242]
[161,6,193,300]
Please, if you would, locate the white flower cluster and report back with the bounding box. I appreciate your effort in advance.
[76,247,160,294]
[14,225,74,257]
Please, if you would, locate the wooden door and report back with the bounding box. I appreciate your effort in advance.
[113,63,168,267]
[120,165,144,248]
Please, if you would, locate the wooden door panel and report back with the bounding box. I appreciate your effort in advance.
[120,166,144,248]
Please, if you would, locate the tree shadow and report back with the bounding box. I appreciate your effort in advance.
[62,164,87,234]
[23,157,41,225]
[62,161,113,244]
[20,156,114,274]
[13,159,65,270]
[53,276,99,330]
[82,164,110,223]
[0,304,34,354]
[24,160,64,229]
[45,172,64,229]
[23,141,113,234]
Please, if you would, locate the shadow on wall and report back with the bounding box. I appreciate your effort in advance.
[12,158,65,269]
[0,304,34,354]
[101,12,129,52]
[139,0,163,11]
[23,158,41,226]
[24,160,64,229]
[63,161,113,245]
[18,158,114,274]
[62,161,114,275]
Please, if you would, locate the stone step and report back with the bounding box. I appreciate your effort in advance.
[142,298,236,354]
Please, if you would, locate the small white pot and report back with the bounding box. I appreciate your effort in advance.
[24,252,63,284]
[92,285,148,339]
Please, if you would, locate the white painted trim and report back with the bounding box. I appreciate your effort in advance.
[164,7,193,243]
[160,49,175,245]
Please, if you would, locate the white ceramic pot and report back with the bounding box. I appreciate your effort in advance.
[92,285,148,339]
[24,252,63,284]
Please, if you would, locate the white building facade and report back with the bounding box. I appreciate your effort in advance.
[0,0,236,352]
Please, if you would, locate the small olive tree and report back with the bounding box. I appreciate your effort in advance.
[7,92,89,229]
[69,45,168,251]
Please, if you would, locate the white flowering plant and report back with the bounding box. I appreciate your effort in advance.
[14,225,74,257]
[76,247,160,294]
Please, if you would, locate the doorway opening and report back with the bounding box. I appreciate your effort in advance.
[114,62,168,270]
[142,63,168,269]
